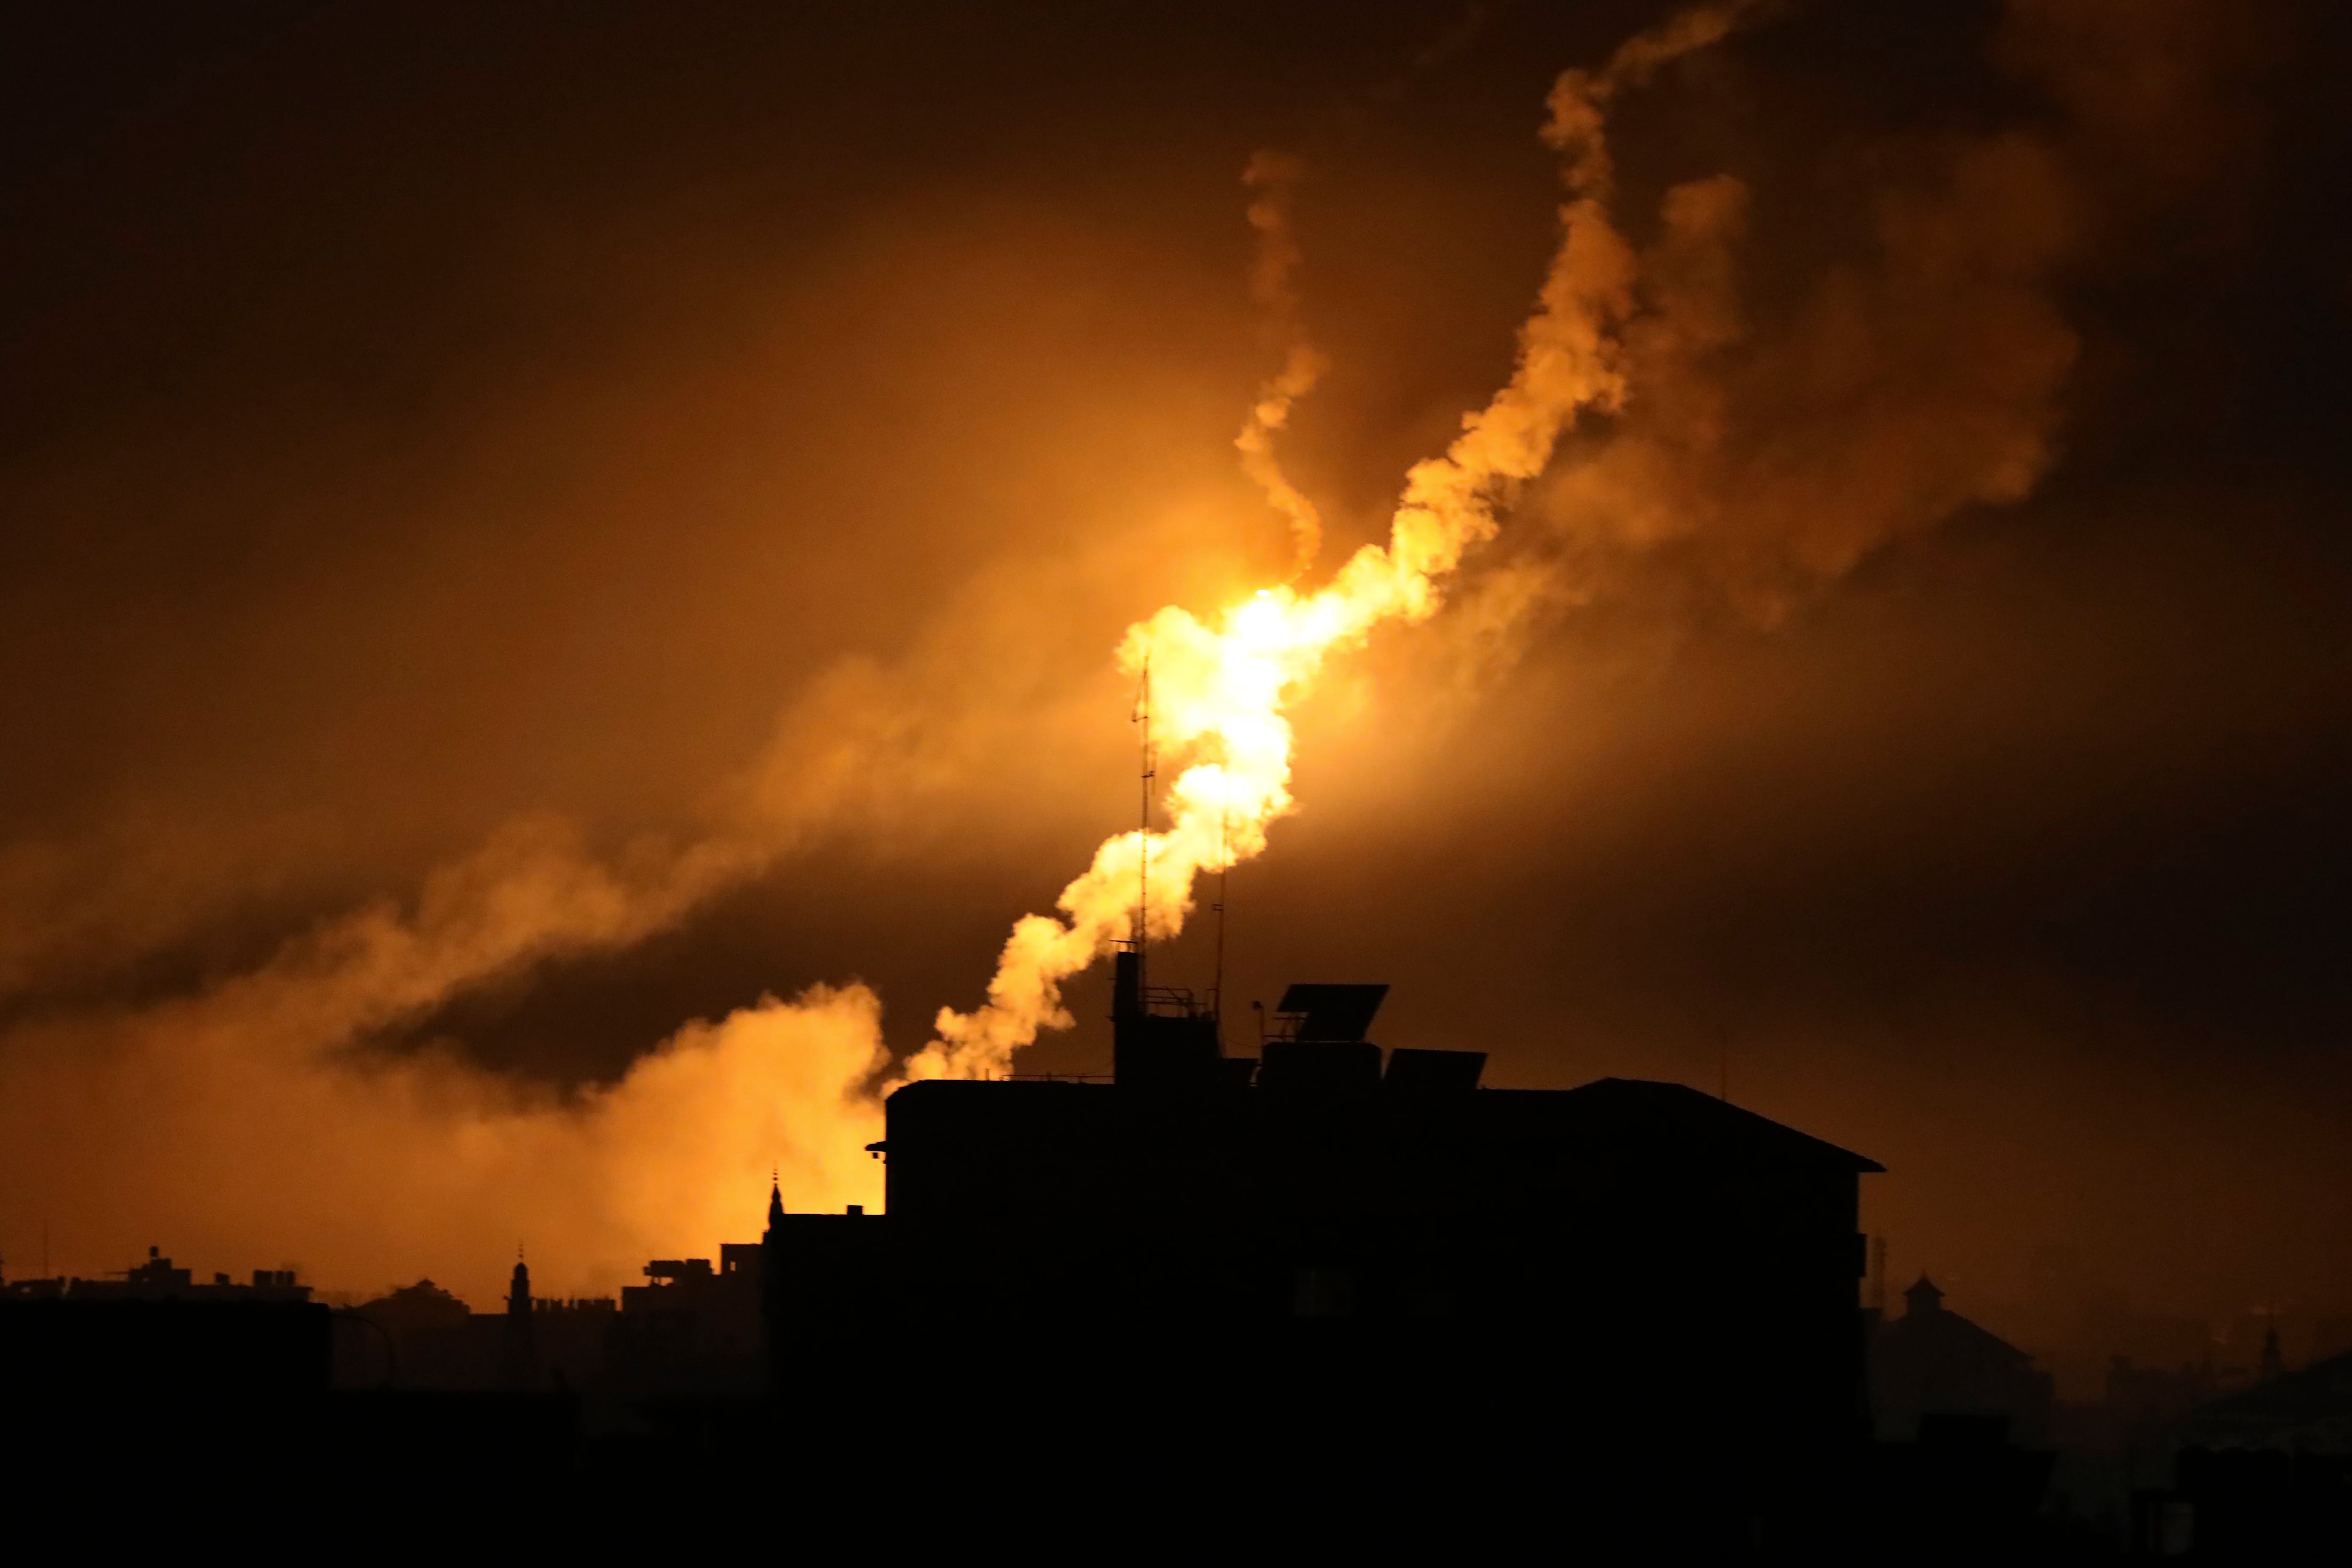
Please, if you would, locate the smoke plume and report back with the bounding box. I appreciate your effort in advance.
[1479,23,2083,645]
[906,1,1762,1083]
[0,542,1150,1299]
[0,957,884,1297]
[1234,150,1330,575]
[0,0,2187,1306]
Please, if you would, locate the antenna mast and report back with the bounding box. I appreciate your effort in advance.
[1132,657,1154,995]
[1210,805,1229,1034]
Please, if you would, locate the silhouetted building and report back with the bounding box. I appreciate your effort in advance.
[501,1254,537,1389]
[362,1278,473,1329]
[2143,1338,2352,1559]
[0,1245,331,1430]
[612,1238,763,1395]
[60,1245,310,1303]
[528,1294,615,1391]
[335,1274,615,1392]
[806,955,1883,1543]
[1873,1275,2054,1444]
[760,1180,886,1403]
[2181,1347,2352,1455]
[349,1278,487,1387]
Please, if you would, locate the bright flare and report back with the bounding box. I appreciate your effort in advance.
[899,2,1756,1084]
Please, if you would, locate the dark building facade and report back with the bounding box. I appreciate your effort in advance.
[0,1242,333,1468]
[771,953,1882,1537]
[609,1241,764,1395]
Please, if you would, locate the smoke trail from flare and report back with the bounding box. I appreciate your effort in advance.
[1234,150,1329,575]
[903,3,1757,1083]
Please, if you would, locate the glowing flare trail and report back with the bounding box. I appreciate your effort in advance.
[901,3,1756,1084]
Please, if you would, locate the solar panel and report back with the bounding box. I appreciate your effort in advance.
[1274,982,1390,1042]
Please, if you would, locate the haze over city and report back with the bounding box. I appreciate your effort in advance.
[1,0,2347,1409]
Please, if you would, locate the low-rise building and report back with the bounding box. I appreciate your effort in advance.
[1873,1275,2055,1444]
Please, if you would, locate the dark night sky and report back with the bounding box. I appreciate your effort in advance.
[1,0,2348,1335]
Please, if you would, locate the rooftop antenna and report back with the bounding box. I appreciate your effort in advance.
[1131,655,1154,995]
[1210,804,1230,1037]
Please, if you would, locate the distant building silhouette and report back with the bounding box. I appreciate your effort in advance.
[350,1278,480,1386]
[0,1242,331,1430]
[501,1253,537,1389]
[2182,1347,2352,1454]
[36,1245,312,1303]
[359,1278,472,1331]
[2150,1356,2352,1561]
[611,1239,763,1394]
[340,1275,617,1392]
[1873,1275,2054,1444]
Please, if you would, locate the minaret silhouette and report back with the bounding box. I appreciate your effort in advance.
[501,1243,537,1389]
[761,1172,787,1402]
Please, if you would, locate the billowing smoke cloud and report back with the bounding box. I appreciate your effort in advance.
[0,955,884,1297]
[1398,0,2100,698]
[0,782,871,1299]
[1502,135,2078,631]
[0,542,1156,1299]
[906,2,1764,1083]
[0,0,2237,1307]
